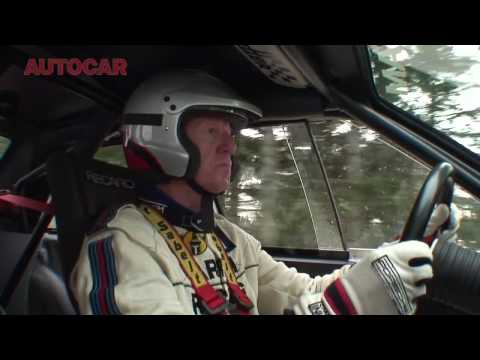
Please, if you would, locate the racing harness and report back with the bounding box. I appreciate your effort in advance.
[138,202,254,315]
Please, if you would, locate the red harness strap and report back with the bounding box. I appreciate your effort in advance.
[209,233,254,315]
[0,193,55,214]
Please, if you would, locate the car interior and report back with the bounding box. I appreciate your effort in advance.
[0,45,479,315]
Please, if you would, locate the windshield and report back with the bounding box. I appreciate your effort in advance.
[368,45,480,155]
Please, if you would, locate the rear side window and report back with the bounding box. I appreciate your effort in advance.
[0,136,11,160]
[94,145,128,167]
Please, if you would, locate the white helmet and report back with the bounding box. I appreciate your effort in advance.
[122,69,262,181]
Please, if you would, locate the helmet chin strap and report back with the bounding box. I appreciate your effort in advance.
[186,178,220,232]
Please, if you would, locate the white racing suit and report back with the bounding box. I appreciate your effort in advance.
[70,188,351,315]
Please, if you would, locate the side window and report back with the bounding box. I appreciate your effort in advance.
[93,144,127,167]
[311,116,429,249]
[310,116,480,251]
[219,123,342,250]
[47,217,56,232]
[0,136,11,160]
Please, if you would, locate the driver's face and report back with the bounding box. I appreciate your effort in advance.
[185,114,237,194]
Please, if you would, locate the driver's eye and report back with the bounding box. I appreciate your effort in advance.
[206,126,233,141]
[207,128,221,139]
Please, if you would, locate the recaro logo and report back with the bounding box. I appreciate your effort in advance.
[85,170,135,190]
[24,58,127,76]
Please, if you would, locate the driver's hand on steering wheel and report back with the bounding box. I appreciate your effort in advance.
[380,203,461,248]
[292,203,462,315]
[424,203,461,245]
[293,240,433,315]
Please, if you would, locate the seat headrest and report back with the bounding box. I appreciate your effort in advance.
[46,152,163,281]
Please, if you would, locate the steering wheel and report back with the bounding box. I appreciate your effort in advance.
[400,162,454,242]
[400,162,480,314]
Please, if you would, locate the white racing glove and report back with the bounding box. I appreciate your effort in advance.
[424,203,460,244]
[380,203,461,248]
[293,240,433,315]
[293,203,461,316]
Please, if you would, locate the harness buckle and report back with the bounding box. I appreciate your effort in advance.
[201,292,229,315]
[229,284,254,311]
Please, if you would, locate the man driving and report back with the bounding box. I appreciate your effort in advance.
[70,70,459,315]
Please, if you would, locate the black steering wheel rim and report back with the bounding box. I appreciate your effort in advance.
[400,162,480,314]
[400,162,455,242]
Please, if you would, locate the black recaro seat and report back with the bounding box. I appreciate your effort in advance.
[45,151,140,313]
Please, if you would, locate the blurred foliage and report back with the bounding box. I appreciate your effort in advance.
[221,127,321,249]
[370,45,480,249]
[370,45,480,153]
[94,145,127,167]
